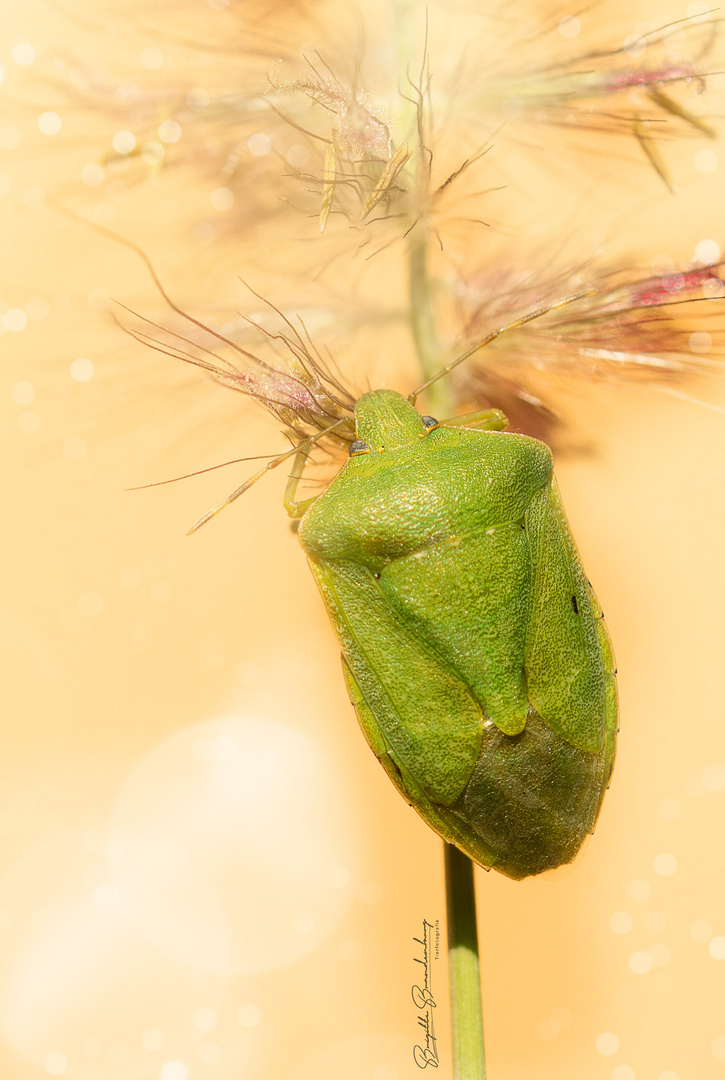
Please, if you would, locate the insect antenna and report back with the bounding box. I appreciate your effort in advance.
[126,453,285,491]
[187,419,349,534]
[408,290,596,405]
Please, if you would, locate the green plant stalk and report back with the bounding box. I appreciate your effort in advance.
[408,228,453,419]
[408,211,485,1079]
[445,843,486,1079]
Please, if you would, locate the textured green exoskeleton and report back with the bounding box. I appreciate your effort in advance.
[296,389,617,880]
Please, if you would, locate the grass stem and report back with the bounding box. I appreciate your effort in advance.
[445,842,486,1079]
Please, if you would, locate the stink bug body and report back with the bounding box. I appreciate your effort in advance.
[295,389,617,880]
[139,273,621,881]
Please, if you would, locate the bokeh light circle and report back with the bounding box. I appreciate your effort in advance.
[107,714,360,975]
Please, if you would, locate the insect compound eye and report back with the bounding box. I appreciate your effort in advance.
[349,439,371,457]
[420,416,440,433]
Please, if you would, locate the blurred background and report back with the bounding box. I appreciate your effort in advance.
[1,1,725,1078]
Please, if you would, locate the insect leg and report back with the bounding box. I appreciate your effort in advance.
[440,408,508,431]
[283,444,321,519]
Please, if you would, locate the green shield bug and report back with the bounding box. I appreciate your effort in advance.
[291,388,617,880]
[167,290,618,881]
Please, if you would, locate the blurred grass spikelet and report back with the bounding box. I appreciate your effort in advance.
[33,0,725,460]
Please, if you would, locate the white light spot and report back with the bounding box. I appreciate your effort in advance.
[11,381,35,405]
[12,42,36,66]
[0,126,21,150]
[326,863,350,888]
[649,943,671,966]
[87,288,110,311]
[22,186,46,210]
[689,331,712,353]
[18,411,40,435]
[657,797,680,820]
[643,911,666,935]
[609,911,633,935]
[197,1041,221,1064]
[208,0,230,10]
[142,141,165,165]
[193,1006,217,1032]
[70,357,94,381]
[192,221,217,245]
[340,937,363,961]
[141,47,164,70]
[695,149,718,174]
[0,173,10,196]
[81,163,105,187]
[120,568,142,590]
[702,763,725,791]
[158,120,182,144]
[44,1051,67,1075]
[237,1004,260,1028]
[657,1072,681,1080]
[629,950,653,974]
[293,912,316,935]
[38,111,61,135]
[627,878,651,902]
[691,919,714,942]
[160,1063,188,1080]
[709,936,725,959]
[286,144,309,168]
[359,881,383,905]
[78,592,103,618]
[653,853,677,877]
[248,132,271,156]
[558,15,581,38]
[712,1036,725,1060]
[688,0,711,15]
[4,308,28,332]
[537,1018,560,1042]
[652,254,676,276]
[27,296,50,320]
[596,1032,619,1056]
[142,1028,165,1052]
[63,436,86,460]
[210,187,234,211]
[112,130,136,155]
[623,34,646,58]
[612,1067,635,1080]
[695,238,721,264]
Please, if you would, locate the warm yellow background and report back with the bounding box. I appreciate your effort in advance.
[2,2,725,1078]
